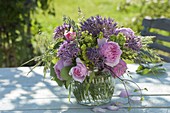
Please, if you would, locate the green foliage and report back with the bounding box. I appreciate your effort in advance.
[60,66,73,89]
[136,64,166,75]
[118,0,170,32]
[0,0,54,67]
[60,66,72,80]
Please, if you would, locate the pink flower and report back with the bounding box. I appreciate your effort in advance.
[64,31,76,41]
[69,58,88,83]
[112,59,127,77]
[99,41,122,67]
[54,59,72,80]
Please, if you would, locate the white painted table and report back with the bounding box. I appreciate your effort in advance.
[0,64,170,113]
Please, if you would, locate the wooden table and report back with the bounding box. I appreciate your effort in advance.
[0,64,170,113]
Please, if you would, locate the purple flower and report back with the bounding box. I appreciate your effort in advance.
[54,59,72,80]
[116,28,142,51]
[125,36,142,51]
[57,41,80,61]
[53,23,71,39]
[111,59,127,78]
[69,58,88,83]
[86,48,105,70]
[64,31,76,41]
[97,38,108,47]
[115,28,135,38]
[81,16,117,38]
[99,41,122,67]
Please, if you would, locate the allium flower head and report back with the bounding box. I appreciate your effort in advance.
[125,36,142,51]
[57,41,80,60]
[81,16,117,38]
[116,28,142,51]
[86,48,105,70]
[54,23,71,39]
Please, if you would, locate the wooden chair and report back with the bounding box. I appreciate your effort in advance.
[141,18,170,62]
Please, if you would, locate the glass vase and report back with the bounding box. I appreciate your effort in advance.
[72,71,115,106]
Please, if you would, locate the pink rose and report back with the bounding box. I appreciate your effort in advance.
[69,58,88,83]
[99,41,122,67]
[111,59,127,78]
[54,59,72,80]
[64,31,76,41]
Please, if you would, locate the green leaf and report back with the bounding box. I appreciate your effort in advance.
[54,78,64,86]
[136,64,166,75]
[68,84,72,102]
[144,88,148,91]
[136,65,145,72]
[140,96,145,101]
[50,63,55,77]
[53,41,63,49]
[134,89,138,92]
[60,66,72,80]
[141,68,151,75]
[64,78,72,89]
[128,106,132,111]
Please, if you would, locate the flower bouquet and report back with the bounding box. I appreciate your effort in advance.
[28,13,164,107]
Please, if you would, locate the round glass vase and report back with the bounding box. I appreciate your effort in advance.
[72,71,115,106]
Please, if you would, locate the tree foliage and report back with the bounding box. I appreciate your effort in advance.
[0,0,54,67]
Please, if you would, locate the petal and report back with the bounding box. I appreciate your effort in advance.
[63,60,72,67]
[130,97,141,104]
[97,38,107,47]
[107,105,119,111]
[105,57,120,67]
[119,89,130,98]
[92,107,106,113]
[76,57,82,64]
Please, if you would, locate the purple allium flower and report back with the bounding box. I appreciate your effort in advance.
[115,28,135,38]
[81,16,117,38]
[54,59,72,80]
[53,23,71,39]
[86,48,105,70]
[99,41,122,67]
[57,41,80,61]
[69,58,88,83]
[125,36,142,51]
[116,28,142,51]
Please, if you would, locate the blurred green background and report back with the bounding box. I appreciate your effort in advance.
[0,0,170,67]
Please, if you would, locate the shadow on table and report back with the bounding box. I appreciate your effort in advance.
[0,67,169,113]
[0,67,83,113]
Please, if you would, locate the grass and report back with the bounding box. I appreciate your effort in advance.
[34,0,140,34]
